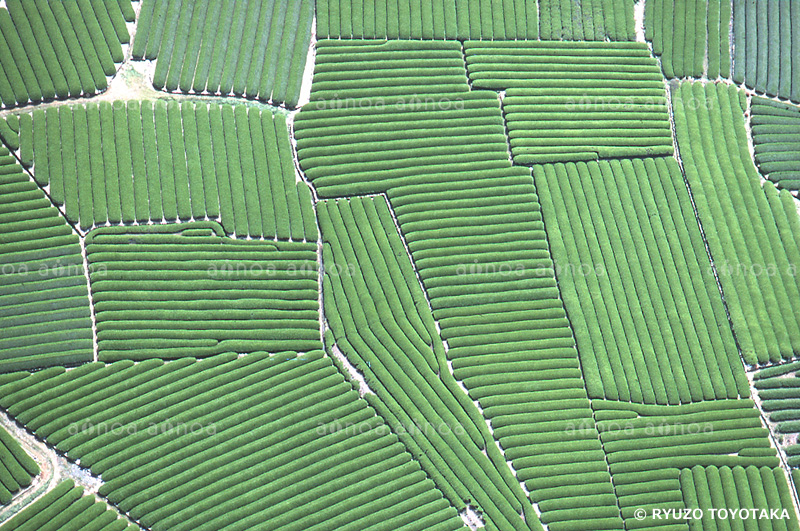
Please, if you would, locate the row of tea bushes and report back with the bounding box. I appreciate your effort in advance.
[644,0,731,80]
[3,101,316,240]
[0,145,93,373]
[0,480,138,531]
[533,157,748,404]
[463,41,673,164]
[316,0,539,40]
[319,195,539,531]
[0,425,38,505]
[732,0,800,102]
[0,0,132,108]
[750,96,800,192]
[672,81,800,365]
[85,222,321,362]
[0,352,468,531]
[133,0,312,108]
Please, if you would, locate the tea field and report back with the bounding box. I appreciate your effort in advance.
[1,1,800,530]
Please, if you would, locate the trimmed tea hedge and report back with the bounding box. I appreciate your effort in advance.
[0,425,39,505]
[316,0,539,40]
[0,145,93,373]
[539,0,633,41]
[7,101,317,241]
[645,0,731,79]
[464,41,674,164]
[85,222,321,361]
[0,0,131,107]
[732,0,800,102]
[0,353,466,531]
[320,195,541,531]
[751,96,800,192]
[672,81,800,365]
[133,0,313,108]
[533,157,748,404]
[0,479,139,531]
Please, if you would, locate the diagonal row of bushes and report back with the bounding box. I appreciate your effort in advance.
[319,195,539,531]
[133,0,312,108]
[463,41,673,164]
[0,0,133,108]
[85,222,320,362]
[0,425,38,505]
[295,42,622,531]
[750,96,800,192]
[0,352,468,531]
[0,145,93,374]
[672,81,800,365]
[2,101,316,241]
[0,479,139,531]
[533,157,748,404]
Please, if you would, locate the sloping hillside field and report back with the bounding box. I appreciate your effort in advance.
[1,1,800,530]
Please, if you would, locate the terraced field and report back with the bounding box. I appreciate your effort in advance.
[1,2,800,531]
[0,426,38,505]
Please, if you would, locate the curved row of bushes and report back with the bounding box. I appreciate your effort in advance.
[533,157,748,404]
[310,40,469,102]
[682,465,799,531]
[463,41,673,164]
[295,44,620,529]
[750,96,800,192]
[0,0,132,108]
[3,101,316,241]
[84,222,320,361]
[316,0,539,40]
[0,479,137,531]
[538,0,633,41]
[0,425,38,505]
[133,0,312,108]
[0,352,467,531]
[672,81,800,365]
[732,0,800,102]
[0,145,93,373]
[319,195,540,531]
[644,0,730,80]
[593,399,789,530]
